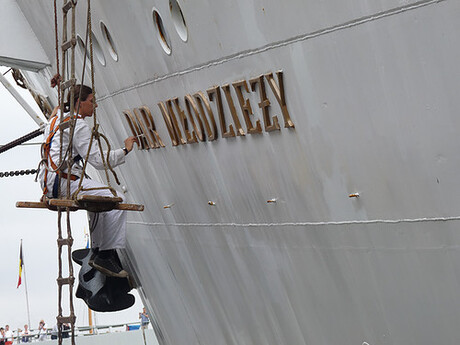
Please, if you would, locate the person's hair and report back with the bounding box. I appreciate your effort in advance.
[63,84,93,113]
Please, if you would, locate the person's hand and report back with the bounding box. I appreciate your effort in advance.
[124,136,139,152]
[51,74,61,88]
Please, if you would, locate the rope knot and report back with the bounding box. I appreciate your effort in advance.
[92,124,100,139]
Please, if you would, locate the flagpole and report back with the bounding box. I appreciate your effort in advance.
[21,240,32,328]
[88,308,93,334]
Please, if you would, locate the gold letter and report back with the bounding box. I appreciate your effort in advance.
[232,80,262,134]
[184,94,205,142]
[221,84,245,136]
[207,86,235,138]
[137,106,165,148]
[250,75,280,132]
[158,101,185,146]
[166,100,187,145]
[123,110,148,150]
[264,71,295,128]
[193,91,218,141]
[133,108,154,149]
[171,98,197,144]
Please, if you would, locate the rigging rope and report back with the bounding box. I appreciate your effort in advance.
[49,2,126,342]
[73,0,120,199]
[54,2,76,345]
[44,0,121,199]
[11,69,53,119]
[54,0,60,106]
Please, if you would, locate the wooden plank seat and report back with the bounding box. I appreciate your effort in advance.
[16,195,144,212]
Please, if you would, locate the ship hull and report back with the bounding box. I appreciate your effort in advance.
[10,0,460,343]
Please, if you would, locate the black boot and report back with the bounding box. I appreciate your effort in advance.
[88,247,99,266]
[92,250,128,278]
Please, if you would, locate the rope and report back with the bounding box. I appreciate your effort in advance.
[54,0,60,104]
[65,0,78,200]
[57,0,66,200]
[43,4,90,180]
[85,0,119,191]
[129,215,460,229]
[73,0,119,199]
[54,3,76,345]
[48,5,127,343]
[65,207,75,342]
[46,0,120,198]
[11,69,53,119]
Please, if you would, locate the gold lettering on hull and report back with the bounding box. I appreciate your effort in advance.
[184,94,205,142]
[158,101,183,146]
[194,91,218,141]
[249,75,280,132]
[207,86,236,138]
[221,84,246,136]
[172,98,197,144]
[166,99,187,145]
[137,106,165,148]
[122,70,294,150]
[123,108,165,149]
[123,110,149,150]
[264,71,294,128]
[232,80,262,134]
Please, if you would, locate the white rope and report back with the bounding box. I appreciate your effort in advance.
[128,215,460,229]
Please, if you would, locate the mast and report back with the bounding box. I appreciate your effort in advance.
[0,72,44,127]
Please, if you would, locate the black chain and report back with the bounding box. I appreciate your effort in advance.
[0,169,37,178]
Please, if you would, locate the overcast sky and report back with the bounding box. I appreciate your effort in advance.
[0,67,144,332]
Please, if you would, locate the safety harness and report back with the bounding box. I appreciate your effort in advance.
[42,114,82,198]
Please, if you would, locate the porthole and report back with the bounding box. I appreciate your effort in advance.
[100,21,119,61]
[76,32,106,66]
[76,34,90,62]
[169,0,188,42]
[90,31,106,66]
[152,9,172,55]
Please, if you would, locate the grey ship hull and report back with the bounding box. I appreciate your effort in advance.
[6,0,460,343]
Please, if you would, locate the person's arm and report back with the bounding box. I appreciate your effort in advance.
[73,120,126,170]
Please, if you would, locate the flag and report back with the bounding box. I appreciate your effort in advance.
[17,242,24,288]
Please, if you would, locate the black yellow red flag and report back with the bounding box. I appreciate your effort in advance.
[17,242,24,288]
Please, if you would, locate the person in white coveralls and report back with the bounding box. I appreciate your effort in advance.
[38,75,138,278]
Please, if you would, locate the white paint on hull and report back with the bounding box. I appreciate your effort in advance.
[8,0,460,344]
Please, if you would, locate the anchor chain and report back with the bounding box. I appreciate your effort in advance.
[0,169,37,178]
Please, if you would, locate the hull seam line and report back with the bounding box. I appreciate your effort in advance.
[99,0,445,102]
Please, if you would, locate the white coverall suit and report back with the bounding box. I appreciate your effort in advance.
[38,111,127,250]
